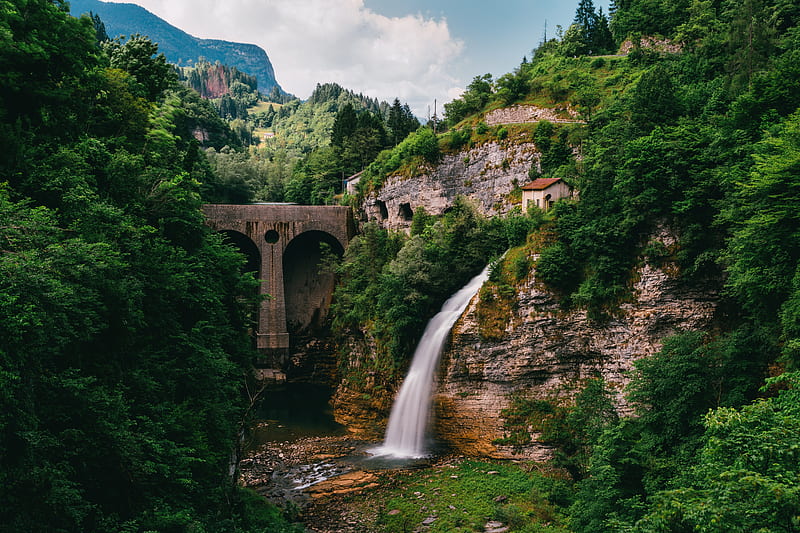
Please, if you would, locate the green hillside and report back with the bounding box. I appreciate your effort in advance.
[206,82,419,205]
[332,1,800,530]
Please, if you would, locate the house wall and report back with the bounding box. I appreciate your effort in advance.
[522,181,572,210]
[345,176,360,195]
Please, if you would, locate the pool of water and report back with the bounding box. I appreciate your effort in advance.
[248,383,347,446]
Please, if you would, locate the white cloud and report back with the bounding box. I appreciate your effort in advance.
[105,0,465,116]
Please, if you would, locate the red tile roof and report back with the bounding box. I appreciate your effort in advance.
[520,177,562,191]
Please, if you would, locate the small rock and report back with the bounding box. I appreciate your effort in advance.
[487,471,500,475]
[387,509,401,516]
[485,520,509,533]
[494,495,508,503]
[450,474,459,478]
[448,505,456,510]
[422,516,437,526]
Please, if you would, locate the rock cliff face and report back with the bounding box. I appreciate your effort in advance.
[485,105,583,126]
[330,334,395,440]
[341,135,718,460]
[363,142,540,231]
[434,231,718,459]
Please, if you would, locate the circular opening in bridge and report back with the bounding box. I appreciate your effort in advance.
[264,229,280,244]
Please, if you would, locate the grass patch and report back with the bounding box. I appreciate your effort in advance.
[370,459,570,532]
[248,101,283,114]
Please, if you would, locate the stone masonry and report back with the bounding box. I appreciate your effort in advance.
[202,204,355,355]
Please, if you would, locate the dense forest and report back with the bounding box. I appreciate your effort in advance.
[200,81,420,205]
[0,1,300,531]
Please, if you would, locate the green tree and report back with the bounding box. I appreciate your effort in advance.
[89,11,108,43]
[636,374,800,532]
[495,68,529,104]
[444,74,493,126]
[102,34,175,100]
[331,102,358,149]
[387,98,419,146]
[629,64,681,131]
[570,0,615,54]
[726,110,800,329]
[724,0,777,90]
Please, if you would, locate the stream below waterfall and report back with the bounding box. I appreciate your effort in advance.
[241,383,354,502]
[241,382,434,506]
[241,265,492,523]
[248,383,346,445]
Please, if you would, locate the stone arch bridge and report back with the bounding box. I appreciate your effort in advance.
[202,204,356,358]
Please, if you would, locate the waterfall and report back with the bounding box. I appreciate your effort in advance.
[370,264,492,459]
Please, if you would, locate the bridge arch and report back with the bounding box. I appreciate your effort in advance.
[219,229,261,274]
[283,230,345,335]
[201,204,355,360]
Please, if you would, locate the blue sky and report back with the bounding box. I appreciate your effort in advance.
[105,0,610,116]
[366,1,612,85]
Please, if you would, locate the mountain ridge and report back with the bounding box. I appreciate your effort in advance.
[69,0,285,96]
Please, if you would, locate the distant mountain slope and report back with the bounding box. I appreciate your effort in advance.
[69,0,284,96]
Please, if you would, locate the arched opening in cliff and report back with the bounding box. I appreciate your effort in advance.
[399,203,413,221]
[283,230,344,336]
[376,200,388,220]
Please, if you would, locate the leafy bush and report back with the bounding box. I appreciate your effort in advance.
[446,127,472,151]
[535,241,579,295]
[361,127,441,191]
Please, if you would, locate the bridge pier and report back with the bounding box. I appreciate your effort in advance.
[256,332,290,350]
[259,233,290,353]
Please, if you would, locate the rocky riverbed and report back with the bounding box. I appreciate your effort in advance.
[239,436,535,533]
[239,434,428,532]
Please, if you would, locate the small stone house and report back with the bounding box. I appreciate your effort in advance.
[343,170,363,195]
[521,177,573,210]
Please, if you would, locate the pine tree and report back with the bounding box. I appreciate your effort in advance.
[571,0,614,54]
[574,0,597,31]
[331,102,357,149]
[593,7,615,53]
[90,11,108,43]
[387,98,419,146]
